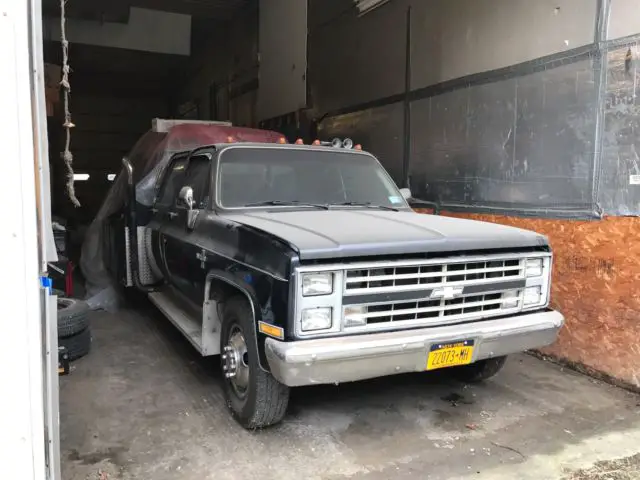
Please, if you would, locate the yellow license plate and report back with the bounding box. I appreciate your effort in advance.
[426,340,475,370]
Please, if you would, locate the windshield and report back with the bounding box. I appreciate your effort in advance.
[217,147,406,209]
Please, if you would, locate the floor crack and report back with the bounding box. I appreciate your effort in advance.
[490,441,526,460]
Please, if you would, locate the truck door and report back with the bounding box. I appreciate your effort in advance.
[161,153,213,304]
[150,154,189,289]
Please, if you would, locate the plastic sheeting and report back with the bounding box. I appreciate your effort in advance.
[80,123,282,301]
[599,43,640,215]
[408,58,598,215]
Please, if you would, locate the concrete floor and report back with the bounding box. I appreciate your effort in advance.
[60,303,640,480]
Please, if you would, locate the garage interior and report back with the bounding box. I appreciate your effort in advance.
[39,0,640,478]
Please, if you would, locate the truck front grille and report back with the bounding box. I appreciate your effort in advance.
[345,258,523,294]
[343,290,522,331]
[342,255,528,332]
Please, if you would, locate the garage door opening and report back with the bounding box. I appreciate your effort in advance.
[43,1,244,250]
[34,0,640,478]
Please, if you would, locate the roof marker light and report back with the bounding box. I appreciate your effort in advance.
[354,144,362,151]
[278,137,286,144]
[227,136,235,143]
[295,138,304,145]
[312,140,321,145]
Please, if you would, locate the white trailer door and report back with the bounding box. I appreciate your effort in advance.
[257,0,308,121]
[0,0,50,478]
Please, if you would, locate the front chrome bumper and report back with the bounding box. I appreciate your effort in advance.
[265,310,564,387]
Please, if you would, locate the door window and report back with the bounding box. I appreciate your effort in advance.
[156,156,188,207]
[182,155,211,209]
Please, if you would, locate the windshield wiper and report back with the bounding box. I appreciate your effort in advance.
[244,200,330,210]
[330,202,399,212]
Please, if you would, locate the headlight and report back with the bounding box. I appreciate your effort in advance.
[302,272,333,296]
[301,307,332,331]
[523,286,542,306]
[522,255,551,310]
[525,258,543,277]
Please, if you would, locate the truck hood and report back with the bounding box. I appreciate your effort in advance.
[221,210,548,260]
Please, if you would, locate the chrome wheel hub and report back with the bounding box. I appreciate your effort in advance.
[222,328,249,397]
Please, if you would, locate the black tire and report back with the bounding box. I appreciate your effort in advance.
[453,356,507,383]
[57,298,90,338]
[220,296,290,429]
[59,327,92,361]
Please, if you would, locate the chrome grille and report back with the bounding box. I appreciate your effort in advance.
[345,258,524,295]
[294,252,551,337]
[344,290,523,331]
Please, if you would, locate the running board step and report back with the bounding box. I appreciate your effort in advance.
[148,290,221,356]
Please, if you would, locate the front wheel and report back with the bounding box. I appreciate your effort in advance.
[452,356,507,383]
[220,296,290,429]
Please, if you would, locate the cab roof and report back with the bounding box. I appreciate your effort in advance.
[207,142,368,154]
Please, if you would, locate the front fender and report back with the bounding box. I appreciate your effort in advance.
[205,270,270,372]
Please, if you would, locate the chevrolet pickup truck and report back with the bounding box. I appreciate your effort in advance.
[111,124,563,428]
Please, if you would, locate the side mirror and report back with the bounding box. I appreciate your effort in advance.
[178,186,194,209]
[399,188,412,200]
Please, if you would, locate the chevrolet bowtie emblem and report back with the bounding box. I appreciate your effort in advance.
[430,286,464,300]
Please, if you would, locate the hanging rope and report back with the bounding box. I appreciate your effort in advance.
[60,0,80,207]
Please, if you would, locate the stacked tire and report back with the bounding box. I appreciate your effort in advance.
[57,297,92,361]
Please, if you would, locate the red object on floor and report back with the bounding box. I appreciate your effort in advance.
[65,261,74,297]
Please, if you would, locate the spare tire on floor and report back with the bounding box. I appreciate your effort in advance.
[59,327,92,361]
[57,298,90,338]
